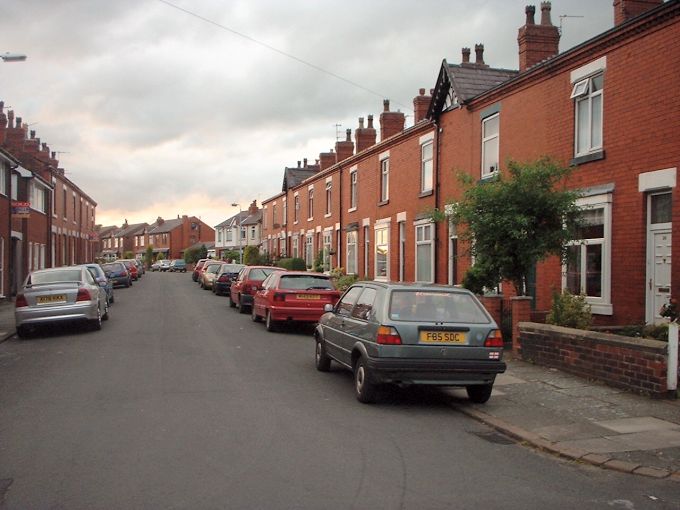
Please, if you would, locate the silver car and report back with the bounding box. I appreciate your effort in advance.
[15,265,109,338]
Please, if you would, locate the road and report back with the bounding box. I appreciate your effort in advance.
[0,272,678,509]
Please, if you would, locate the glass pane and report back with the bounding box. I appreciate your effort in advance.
[347,244,356,274]
[482,137,498,174]
[352,288,377,320]
[585,244,602,297]
[422,159,433,191]
[566,245,582,294]
[651,193,672,224]
[280,275,332,290]
[483,115,499,137]
[578,207,604,239]
[591,94,602,148]
[376,248,387,277]
[591,74,603,91]
[576,99,589,153]
[422,142,433,160]
[416,244,431,282]
[389,290,489,323]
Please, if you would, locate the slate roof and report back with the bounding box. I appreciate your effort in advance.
[241,210,262,226]
[116,222,147,237]
[446,63,518,103]
[148,218,183,234]
[283,166,319,191]
[215,211,249,228]
[96,225,119,238]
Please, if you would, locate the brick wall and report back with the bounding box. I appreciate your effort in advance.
[519,322,669,397]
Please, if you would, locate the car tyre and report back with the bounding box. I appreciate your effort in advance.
[16,325,29,339]
[229,294,236,308]
[251,305,261,322]
[466,383,493,404]
[110,294,115,304]
[265,310,277,331]
[91,305,102,331]
[102,302,110,321]
[315,337,331,372]
[354,357,377,404]
[239,296,249,315]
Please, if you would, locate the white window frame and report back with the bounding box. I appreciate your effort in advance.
[323,230,332,271]
[294,195,300,224]
[349,169,358,211]
[11,173,18,200]
[573,73,604,157]
[346,230,357,275]
[308,188,314,221]
[30,181,47,214]
[0,163,7,196]
[374,225,389,281]
[414,220,435,283]
[481,113,499,178]
[282,198,287,226]
[292,235,299,259]
[420,134,434,193]
[380,158,389,202]
[325,181,332,217]
[305,233,314,267]
[562,193,612,315]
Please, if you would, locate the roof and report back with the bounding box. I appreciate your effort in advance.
[116,222,147,237]
[148,218,183,234]
[241,210,262,226]
[215,211,249,228]
[283,167,319,191]
[446,63,518,103]
[96,225,119,238]
[184,241,215,251]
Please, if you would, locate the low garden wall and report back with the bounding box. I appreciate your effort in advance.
[518,322,669,397]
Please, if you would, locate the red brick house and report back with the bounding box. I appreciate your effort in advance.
[147,215,214,260]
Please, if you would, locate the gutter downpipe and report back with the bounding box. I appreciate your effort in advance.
[434,118,442,284]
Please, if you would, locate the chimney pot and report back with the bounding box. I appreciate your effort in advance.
[474,44,485,65]
[30,130,35,139]
[345,128,351,141]
[462,47,471,63]
[525,5,536,24]
[367,115,374,129]
[383,99,390,112]
[297,160,301,168]
[540,1,553,25]
[358,117,364,129]
[16,117,22,128]
[303,157,308,167]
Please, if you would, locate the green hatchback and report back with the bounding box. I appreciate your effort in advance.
[315,282,506,404]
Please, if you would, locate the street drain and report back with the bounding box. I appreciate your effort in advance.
[472,431,515,445]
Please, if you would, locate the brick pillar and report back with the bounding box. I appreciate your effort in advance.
[479,294,503,329]
[511,296,533,355]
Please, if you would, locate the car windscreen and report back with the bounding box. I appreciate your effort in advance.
[206,264,221,273]
[102,263,124,272]
[389,290,490,323]
[248,268,277,280]
[222,264,244,273]
[279,275,333,290]
[29,269,82,285]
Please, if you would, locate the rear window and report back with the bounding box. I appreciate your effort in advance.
[30,269,82,284]
[279,275,333,290]
[389,290,490,323]
[248,268,277,280]
[206,264,222,273]
[222,264,244,273]
[102,263,124,272]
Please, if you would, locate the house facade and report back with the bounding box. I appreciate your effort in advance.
[147,215,215,261]
[261,0,680,327]
[215,200,262,260]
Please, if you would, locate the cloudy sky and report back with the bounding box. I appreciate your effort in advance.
[1,0,615,228]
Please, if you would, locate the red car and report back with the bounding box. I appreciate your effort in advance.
[229,266,283,314]
[192,258,209,282]
[251,271,341,331]
[118,259,138,281]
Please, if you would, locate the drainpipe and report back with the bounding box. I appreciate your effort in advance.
[434,120,442,283]
[338,166,342,269]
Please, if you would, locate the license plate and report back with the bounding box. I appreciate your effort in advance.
[37,294,66,305]
[419,331,467,344]
[296,294,321,300]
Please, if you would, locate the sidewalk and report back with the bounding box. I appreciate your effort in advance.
[0,299,15,342]
[449,354,680,481]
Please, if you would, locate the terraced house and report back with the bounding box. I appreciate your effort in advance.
[261,0,680,327]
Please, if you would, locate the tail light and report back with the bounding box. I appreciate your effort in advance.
[76,288,91,302]
[273,293,285,302]
[217,275,228,283]
[376,325,402,345]
[15,294,28,308]
[484,329,504,348]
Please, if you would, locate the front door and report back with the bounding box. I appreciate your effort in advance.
[646,192,672,324]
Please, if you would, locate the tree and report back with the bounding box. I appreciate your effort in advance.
[157,252,165,261]
[123,250,135,259]
[198,244,208,260]
[441,157,583,296]
[144,245,154,268]
[243,245,260,265]
[184,247,200,264]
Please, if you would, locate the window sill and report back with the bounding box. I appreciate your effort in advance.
[570,150,605,166]
[378,200,389,207]
[418,190,434,198]
[324,213,332,218]
[347,207,357,213]
[479,172,498,183]
[307,218,313,222]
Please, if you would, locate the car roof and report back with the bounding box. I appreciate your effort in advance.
[277,271,328,277]
[350,281,472,292]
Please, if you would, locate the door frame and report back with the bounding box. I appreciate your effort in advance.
[645,191,673,324]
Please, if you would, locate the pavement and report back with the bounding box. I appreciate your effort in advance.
[1,298,678,481]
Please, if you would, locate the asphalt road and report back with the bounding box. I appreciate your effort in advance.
[1,272,678,510]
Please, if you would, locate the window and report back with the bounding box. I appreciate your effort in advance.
[346,231,357,275]
[292,236,299,259]
[363,225,370,279]
[337,286,362,317]
[305,234,314,268]
[352,287,377,321]
[375,226,389,280]
[0,163,6,196]
[282,199,287,226]
[325,181,332,216]
[63,187,67,217]
[564,193,612,314]
[294,195,300,223]
[263,208,267,229]
[421,141,433,193]
[349,170,358,210]
[572,73,603,157]
[250,226,256,240]
[217,230,222,243]
[240,227,246,240]
[415,222,434,283]
[380,158,389,202]
[272,204,277,226]
[481,113,499,178]
[323,231,332,271]
[226,229,232,242]
[308,189,314,220]
[30,182,47,213]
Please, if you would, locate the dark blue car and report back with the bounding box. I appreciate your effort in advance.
[86,263,115,305]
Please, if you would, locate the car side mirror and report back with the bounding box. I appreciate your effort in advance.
[323,303,334,313]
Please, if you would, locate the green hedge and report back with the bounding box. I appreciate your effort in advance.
[276,257,307,270]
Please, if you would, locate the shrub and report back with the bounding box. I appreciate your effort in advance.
[312,250,324,272]
[546,290,592,330]
[277,257,307,270]
[243,245,260,265]
[328,267,359,291]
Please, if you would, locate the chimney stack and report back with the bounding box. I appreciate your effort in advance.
[335,128,354,163]
[379,100,405,141]
[613,0,662,25]
[355,115,377,153]
[462,47,471,63]
[413,88,432,124]
[248,200,259,214]
[517,2,560,72]
[303,157,308,167]
[474,44,485,65]
[319,150,336,171]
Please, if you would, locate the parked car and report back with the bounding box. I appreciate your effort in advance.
[118,259,139,281]
[314,282,506,404]
[101,261,132,288]
[200,261,224,290]
[134,258,145,276]
[15,265,109,338]
[252,271,340,331]
[194,258,215,283]
[159,259,172,272]
[150,261,162,271]
[213,263,245,296]
[192,259,209,281]
[229,266,283,313]
[85,263,114,305]
[169,259,187,272]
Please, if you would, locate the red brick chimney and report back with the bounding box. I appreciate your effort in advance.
[613,0,662,25]
[0,102,7,145]
[248,200,258,214]
[379,100,405,141]
[517,2,560,72]
[413,88,432,124]
[319,150,336,171]
[355,115,377,153]
[335,129,354,163]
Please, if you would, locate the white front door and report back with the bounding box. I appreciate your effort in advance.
[646,192,673,324]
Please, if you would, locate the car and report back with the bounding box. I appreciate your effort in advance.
[192,259,209,282]
[159,259,172,272]
[101,261,132,288]
[252,271,341,331]
[15,265,109,338]
[134,258,145,276]
[118,259,139,281]
[169,259,187,272]
[314,282,506,404]
[213,263,245,296]
[199,261,223,290]
[85,263,115,305]
[229,266,283,313]
[150,261,162,271]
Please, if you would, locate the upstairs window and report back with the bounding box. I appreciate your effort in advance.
[0,163,6,196]
[282,200,287,226]
[325,181,332,216]
[481,113,499,178]
[31,182,47,214]
[308,189,314,220]
[421,140,433,193]
[349,170,358,210]
[380,158,389,202]
[294,195,300,223]
[572,73,603,157]
[272,204,277,226]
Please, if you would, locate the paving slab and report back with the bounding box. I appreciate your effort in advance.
[533,422,613,442]
[595,416,680,434]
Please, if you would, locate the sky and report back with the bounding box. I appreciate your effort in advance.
[0,0,616,229]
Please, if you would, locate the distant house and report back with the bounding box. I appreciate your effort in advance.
[215,200,261,259]
[147,215,214,260]
[94,225,119,261]
[114,221,147,258]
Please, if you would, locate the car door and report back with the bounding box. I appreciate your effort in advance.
[323,285,362,366]
[346,286,380,359]
[256,273,276,317]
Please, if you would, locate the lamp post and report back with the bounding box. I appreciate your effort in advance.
[1,52,27,63]
[231,203,243,264]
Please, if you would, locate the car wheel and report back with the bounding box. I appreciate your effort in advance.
[354,357,377,404]
[315,337,331,372]
[102,301,110,321]
[110,294,115,304]
[466,383,493,404]
[251,305,261,322]
[91,305,102,331]
[125,280,130,288]
[239,296,249,314]
[228,294,236,308]
[265,310,277,331]
[16,325,29,339]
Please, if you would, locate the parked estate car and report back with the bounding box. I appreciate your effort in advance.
[252,271,340,331]
[169,259,187,272]
[101,262,132,288]
[15,265,109,338]
[118,259,139,281]
[200,261,224,290]
[213,263,245,296]
[192,259,209,282]
[85,263,114,305]
[159,259,172,272]
[314,282,506,404]
[229,266,283,313]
